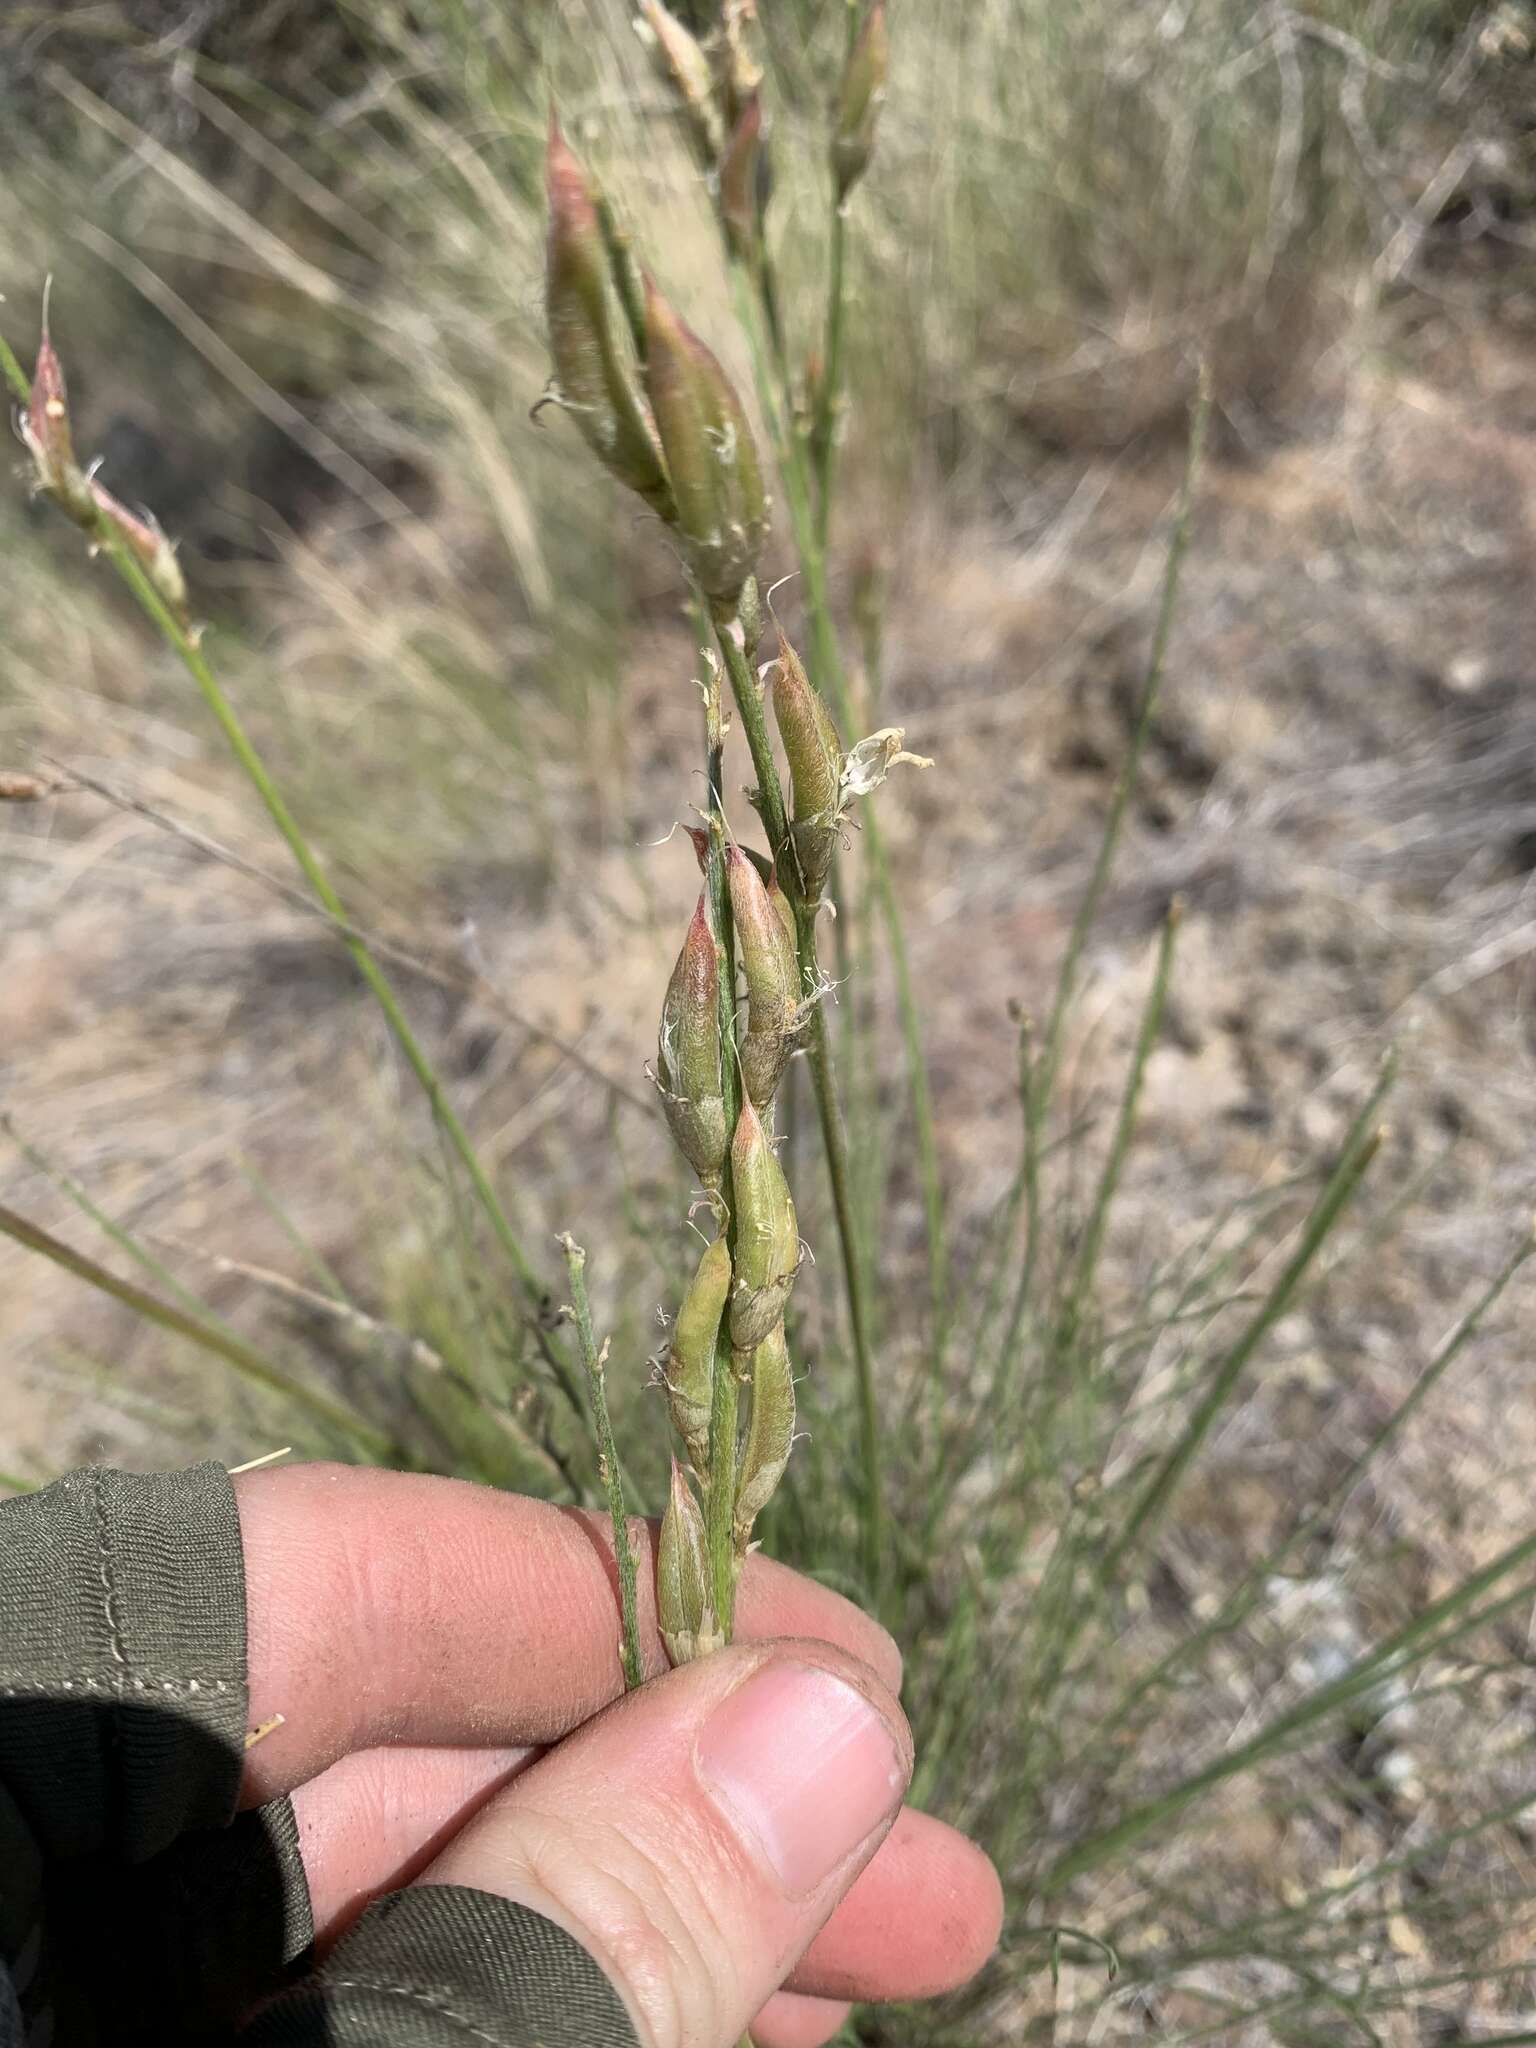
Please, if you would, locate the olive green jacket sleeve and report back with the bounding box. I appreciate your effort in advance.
[0,1464,636,2047]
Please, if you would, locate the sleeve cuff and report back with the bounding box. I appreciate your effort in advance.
[246,1886,638,2047]
[0,1461,248,1863]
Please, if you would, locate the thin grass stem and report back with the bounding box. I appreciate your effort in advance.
[559,1236,644,1691]
[3,331,589,1442]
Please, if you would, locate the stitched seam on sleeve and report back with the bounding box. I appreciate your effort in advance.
[88,1468,129,1669]
[321,1979,511,2046]
[0,1672,230,1695]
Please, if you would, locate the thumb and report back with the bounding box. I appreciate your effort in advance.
[417,1639,913,2048]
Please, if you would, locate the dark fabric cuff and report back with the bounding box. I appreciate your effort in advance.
[0,1461,248,1863]
[246,1886,638,2047]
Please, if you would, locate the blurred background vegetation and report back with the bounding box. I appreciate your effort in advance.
[4,2,1536,2041]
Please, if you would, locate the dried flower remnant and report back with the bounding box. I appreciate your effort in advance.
[636,0,723,166]
[544,115,675,520]
[714,0,764,132]
[831,1,888,204]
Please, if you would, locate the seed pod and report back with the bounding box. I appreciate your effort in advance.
[643,277,768,609]
[718,92,763,264]
[729,1099,800,1350]
[20,323,94,525]
[656,892,728,1183]
[89,481,190,627]
[772,631,844,901]
[658,1458,722,1666]
[637,0,722,166]
[717,0,764,135]
[831,1,888,204]
[667,1231,731,1471]
[727,842,802,1108]
[0,773,53,802]
[733,1321,795,1553]
[545,115,675,520]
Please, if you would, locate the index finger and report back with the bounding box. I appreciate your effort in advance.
[236,1462,900,1805]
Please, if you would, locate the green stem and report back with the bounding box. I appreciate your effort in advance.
[809,198,848,551]
[559,1237,644,1691]
[1099,1100,1388,1587]
[1057,896,1182,1361]
[702,649,743,1641]
[4,333,589,1442]
[1029,371,1211,1137]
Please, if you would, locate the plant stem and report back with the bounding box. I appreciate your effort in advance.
[809,198,848,551]
[1029,370,1211,1137]
[1059,896,1182,1357]
[559,1237,644,1691]
[711,618,885,1595]
[3,332,590,1443]
[702,649,745,1642]
[1099,1094,1388,1587]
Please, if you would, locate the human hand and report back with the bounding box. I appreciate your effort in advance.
[237,1463,1002,2048]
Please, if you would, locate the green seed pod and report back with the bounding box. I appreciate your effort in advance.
[638,0,723,167]
[727,843,802,1108]
[733,1321,795,1553]
[545,115,675,520]
[658,1458,722,1666]
[656,892,727,1183]
[831,1,888,204]
[643,277,768,609]
[718,92,763,264]
[667,1231,732,1470]
[729,1099,801,1350]
[20,324,95,525]
[772,631,844,901]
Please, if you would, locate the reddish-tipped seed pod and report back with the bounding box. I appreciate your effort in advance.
[718,92,764,264]
[656,892,728,1183]
[771,631,844,902]
[729,1099,801,1350]
[733,1321,795,1554]
[831,1,888,204]
[643,277,768,609]
[89,481,191,627]
[667,1231,732,1471]
[545,115,675,520]
[658,1458,721,1666]
[20,324,94,524]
